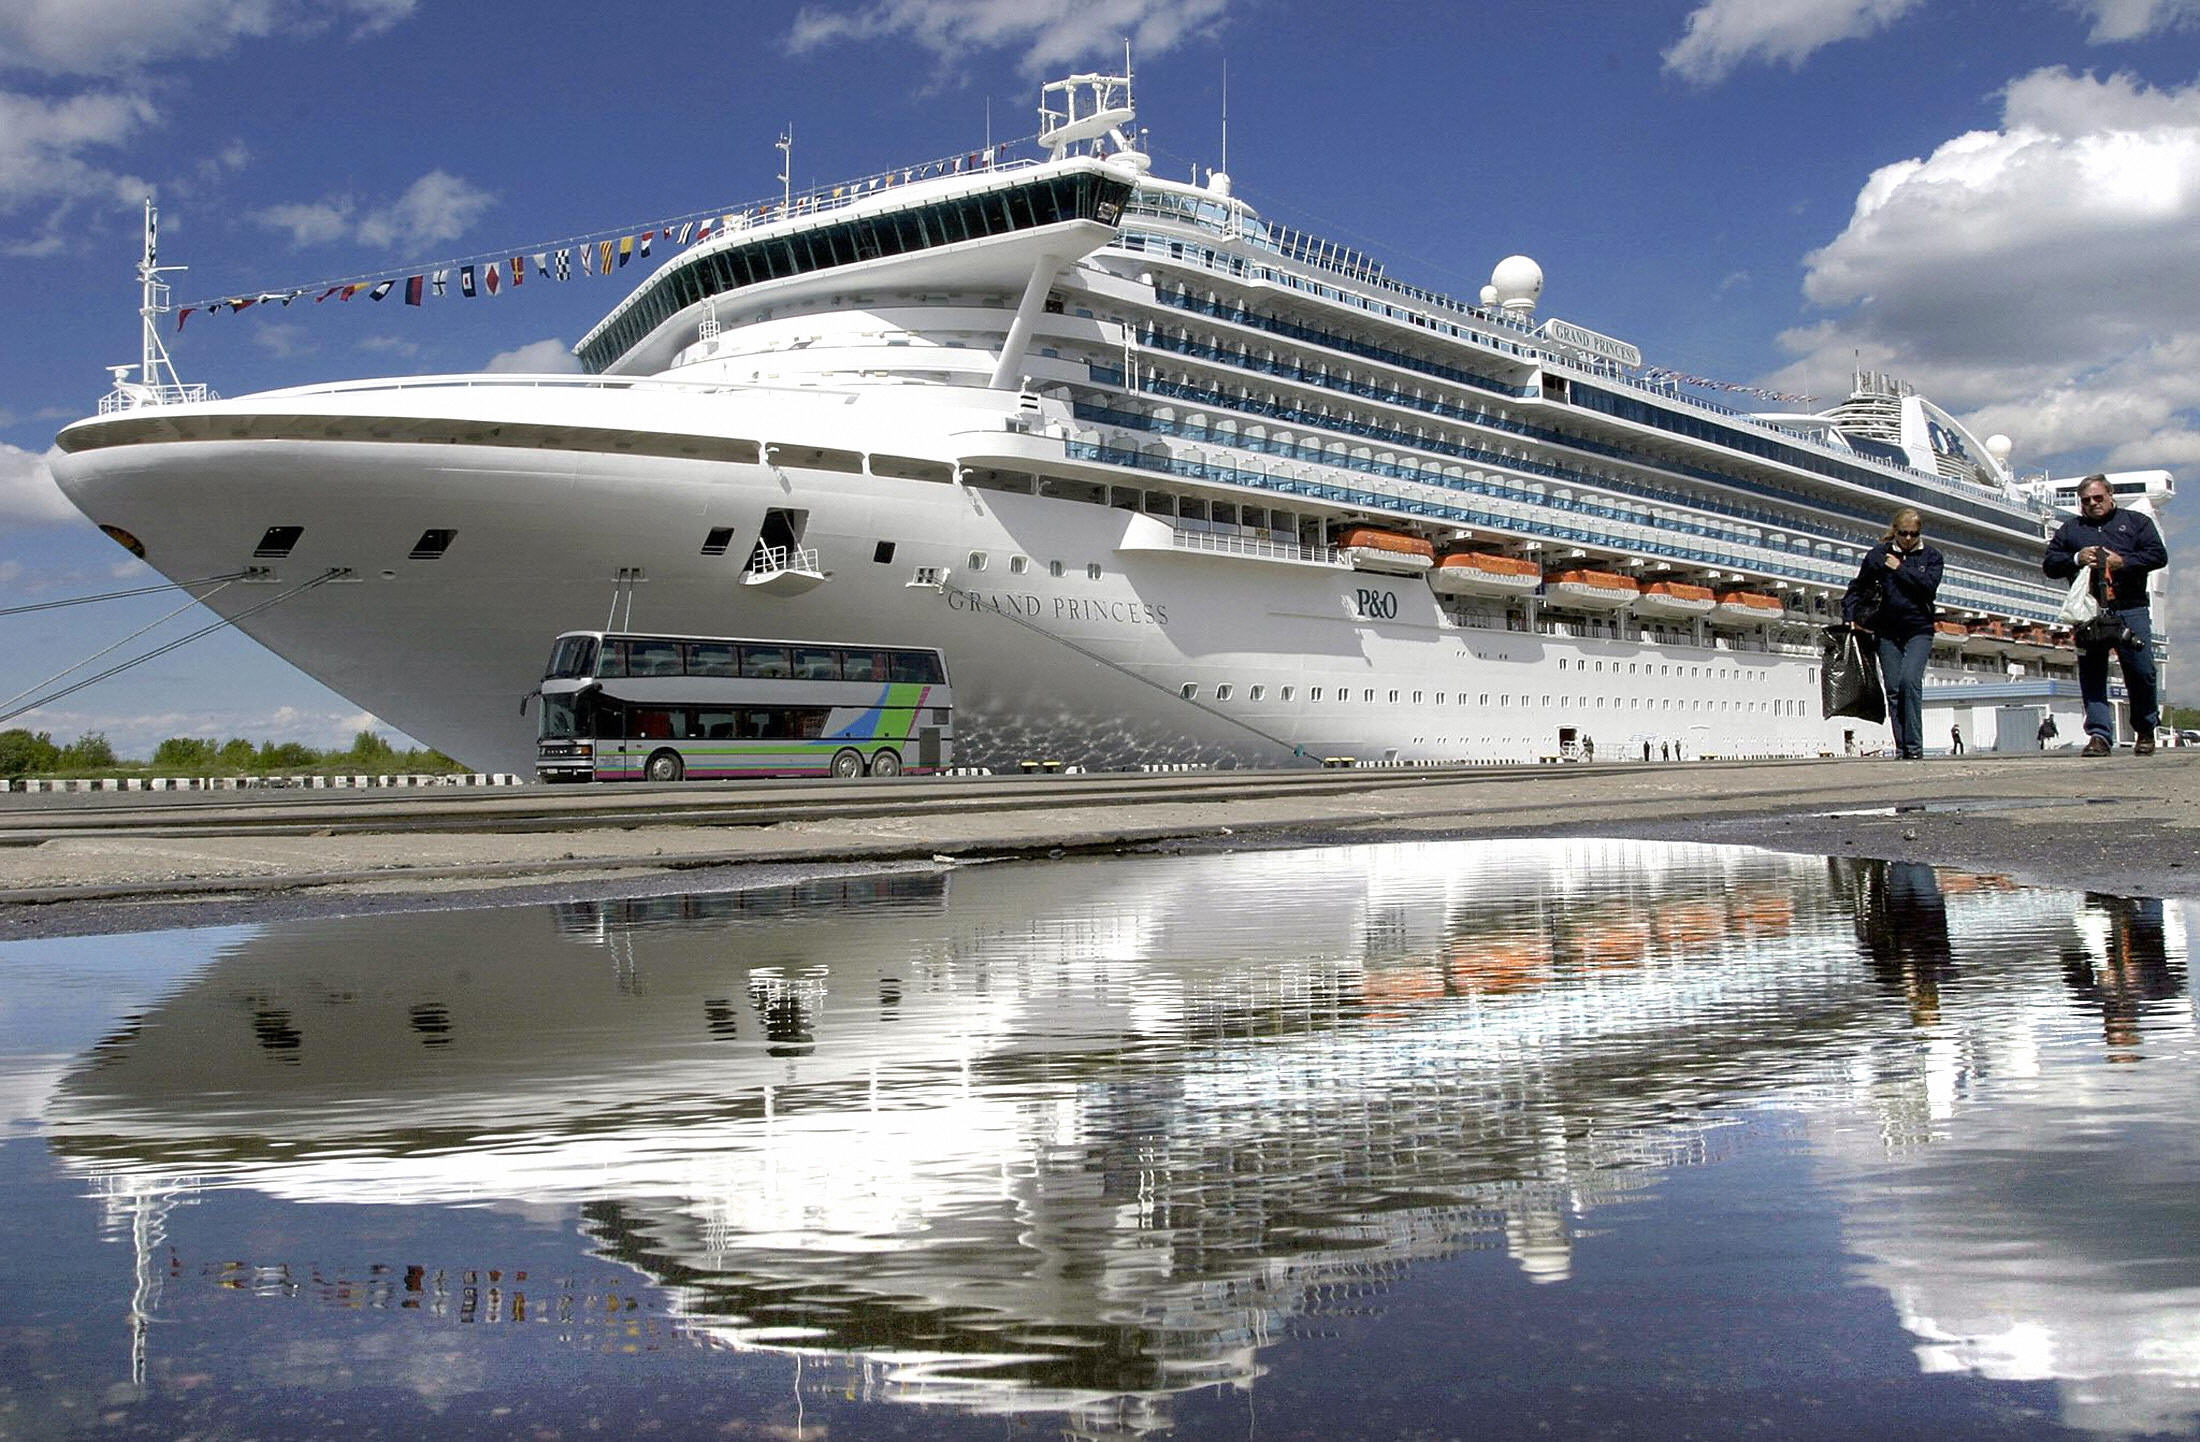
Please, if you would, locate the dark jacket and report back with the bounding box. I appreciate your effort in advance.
[1843,542,1943,641]
[2044,505,2166,610]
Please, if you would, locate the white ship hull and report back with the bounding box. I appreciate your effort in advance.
[54,378,1908,773]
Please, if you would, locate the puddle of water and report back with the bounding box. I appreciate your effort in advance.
[1823,796,2118,817]
[0,840,2193,1440]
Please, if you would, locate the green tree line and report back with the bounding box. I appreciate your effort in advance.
[0,728,461,779]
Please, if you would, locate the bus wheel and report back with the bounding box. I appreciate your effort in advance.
[830,748,865,779]
[868,749,902,778]
[645,749,684,783]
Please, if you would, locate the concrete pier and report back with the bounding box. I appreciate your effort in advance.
[2,752,2194,933]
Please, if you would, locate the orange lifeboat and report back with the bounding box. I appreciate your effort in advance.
[1633,580,1716,619]
[1931,619,1969,649]
[1711,589,1783,625]
[1335,526,1435,575]
[1427,550,1542,597]
[1544,568,1640,610]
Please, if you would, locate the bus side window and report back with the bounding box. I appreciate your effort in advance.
[890,650,943,684]
[842,649,882,682]
[793,647,840,680]
[630,639,682,676]
[688,642,738,677]
[742,709,776,739]
[598,640,628,678]
[741,645,792,679]
[795,708,828,739]
[633,707,681,740]
[696,710,737,739]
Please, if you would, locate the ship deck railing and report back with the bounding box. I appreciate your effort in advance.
[1167,527,1338,566]
[1083,379,2055,613]
[1066,436,2070,625]
[98,382,216,413]
[1121,232,2055,526]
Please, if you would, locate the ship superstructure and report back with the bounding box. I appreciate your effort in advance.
[47,69,2168,771]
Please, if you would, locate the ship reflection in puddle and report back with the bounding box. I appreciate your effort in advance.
[13,840,2198,1439]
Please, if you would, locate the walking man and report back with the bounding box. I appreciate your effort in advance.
[1950,725,1963,755]
[2043,475,2167,756]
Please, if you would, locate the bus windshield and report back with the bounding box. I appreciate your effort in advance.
[544,634,598,680]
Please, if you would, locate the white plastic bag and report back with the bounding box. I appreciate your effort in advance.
[2059,566,2100,625]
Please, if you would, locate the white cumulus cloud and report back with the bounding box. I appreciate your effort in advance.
[0,0,417,76]
[2063,0,2200,41]
[1663,0,1924,84]
[0,441,76,524]
[1772,67,2200,464]
[788,0,1231,76]
[0,0,417,253]
[484,338,581,373]
[252,170,496,251]
[1765,66,2200,649]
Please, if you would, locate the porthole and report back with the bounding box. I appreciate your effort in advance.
[1250,685,1266,701]
[1009,555,1029,574]
[1086,563,1103,580]
[966,551,987,571]
[1180,682,1199,700]
[1216,683,1234,701]
[1049,560,1065,577]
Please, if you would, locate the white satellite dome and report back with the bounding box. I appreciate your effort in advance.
[1490,255,1543,316]
[1985,434,2013,464]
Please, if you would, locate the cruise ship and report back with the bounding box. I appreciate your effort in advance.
[47,69,2174,773]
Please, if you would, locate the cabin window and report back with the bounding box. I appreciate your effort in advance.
[874,541,896,564]
[701,527,736,556]
[1250,685,1266,701]
[409,528,456,560]
[1216,684,1234,701]
[1180,683,1198,700]
[253,525,303,558]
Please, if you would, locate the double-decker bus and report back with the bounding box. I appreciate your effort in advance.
[534,631,952,782]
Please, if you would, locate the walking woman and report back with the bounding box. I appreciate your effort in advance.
[1843,507,1944,759]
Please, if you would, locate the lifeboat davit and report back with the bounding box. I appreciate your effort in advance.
[1543,568,1639,610]
[1336,526,1435,575]
[1426,550,1541,597]
[1962,619,2012,655]
[2007,623,2056,658]
[1631,580,1716,619]
[1710,589,1784,626]
[1931,620,1969,649]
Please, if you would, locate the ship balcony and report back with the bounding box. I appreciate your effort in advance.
[742,543,825,595]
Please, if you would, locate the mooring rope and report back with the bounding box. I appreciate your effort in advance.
[0,572,250,618]
[0,569,343,726]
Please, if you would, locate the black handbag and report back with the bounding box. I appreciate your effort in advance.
[1821,624,1887,723]
[2075,612,2132,652]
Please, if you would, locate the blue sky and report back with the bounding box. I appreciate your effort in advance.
[4,0,2200,756]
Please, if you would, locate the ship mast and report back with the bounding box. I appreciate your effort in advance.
[106,198,204,411]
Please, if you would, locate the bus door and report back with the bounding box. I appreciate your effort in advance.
[918,724,942,770]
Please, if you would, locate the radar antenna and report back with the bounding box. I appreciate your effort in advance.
[1039,58,1146,170]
